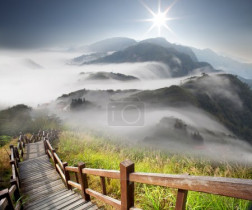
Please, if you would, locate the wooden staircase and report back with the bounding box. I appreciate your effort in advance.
[20,141,98,210]
[1,131,251,210]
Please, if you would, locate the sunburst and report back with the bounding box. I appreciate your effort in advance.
[140,0,178,36]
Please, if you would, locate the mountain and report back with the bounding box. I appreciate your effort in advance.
[191,48,252,79]
[86,37,137,53]
[89,42,216,77]
[56,74,252,144]
[238,76,252,89]
[140,37,198,62]
[69,52,108,65]
[131,74,252,144]
[79,72,139,81]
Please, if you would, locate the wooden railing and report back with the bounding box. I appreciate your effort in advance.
[0,133,26,210]
[0,130,58,210]
[44,135,252,210]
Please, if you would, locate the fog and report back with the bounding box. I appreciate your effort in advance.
[57,105,252,164]
[0,50,186,107]
[1,49,252,164]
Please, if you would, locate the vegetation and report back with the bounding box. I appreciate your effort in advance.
[54,131,252,210]
[0,135,12,147]
[0,137,18,190]
[0,104,62,136]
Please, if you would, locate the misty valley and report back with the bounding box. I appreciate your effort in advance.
[1,37,252,165]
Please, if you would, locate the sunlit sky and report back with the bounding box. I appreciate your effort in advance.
[0,0,251,62]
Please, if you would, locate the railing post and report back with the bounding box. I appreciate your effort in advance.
[14,147,20,162]
[0,189,14,210]
[75,172,79,183]
[120,160,135,210]
[43,138,47,154]
[78,162,90,201]
[175,189,188,210]
[63,162,71,190]
[100,177,107,195]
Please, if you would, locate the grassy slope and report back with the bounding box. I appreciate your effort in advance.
[0,137,18,190]
[54,131,252,210]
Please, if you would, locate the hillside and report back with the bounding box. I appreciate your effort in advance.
[131,74,252,144]
[86,37,137,52]
[57,74,252,145]
[80,72,139,81]
[90,42,215,77]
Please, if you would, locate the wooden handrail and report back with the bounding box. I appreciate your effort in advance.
[54,153,64,169]
[40,129,252,210]
[8,185,16,198]
[56,164,66,183]
[86,188,121,209]
[83,168,120,179]
[68,181,81,190]
[129,172,252,201]
[65,166,78,173]
[0,198,8,209]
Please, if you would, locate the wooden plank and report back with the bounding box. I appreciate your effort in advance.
[21,174,60,185]
[74,202,95,210]
[0,198,8,210]
[24,189,68,208]
[22,179,64,194]
[86,188,121,209]
[43,195,82,210]
[83,168,120,179]
[32,192,77,210]
[22,177,61,192]
[19,154,48,163]
[68,180,81,190]
[175,189,188,210]
[129,173,252,200]
[21,170,57,181]
[19,163,53,170]
[26,185,66,201]
[63,199,87,210]
[20,166,55,176]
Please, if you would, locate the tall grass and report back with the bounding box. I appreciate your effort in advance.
[54,131,252,209]
[0,138,18,190]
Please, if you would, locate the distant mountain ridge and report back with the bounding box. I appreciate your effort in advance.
[85,37,137,53]
[191,47,252,79]
[89,42,216,77]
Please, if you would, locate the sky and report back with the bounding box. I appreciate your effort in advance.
[0,0,251,62]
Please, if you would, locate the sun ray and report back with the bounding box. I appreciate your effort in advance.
[138,0,180,37]
[139,0,156,17]
[163,0,178,15]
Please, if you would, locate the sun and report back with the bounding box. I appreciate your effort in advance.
[153,12,166,27]
[140,0,178,36]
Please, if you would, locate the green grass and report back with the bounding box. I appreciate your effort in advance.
[54,131,252,210]
[0,135,12,147]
